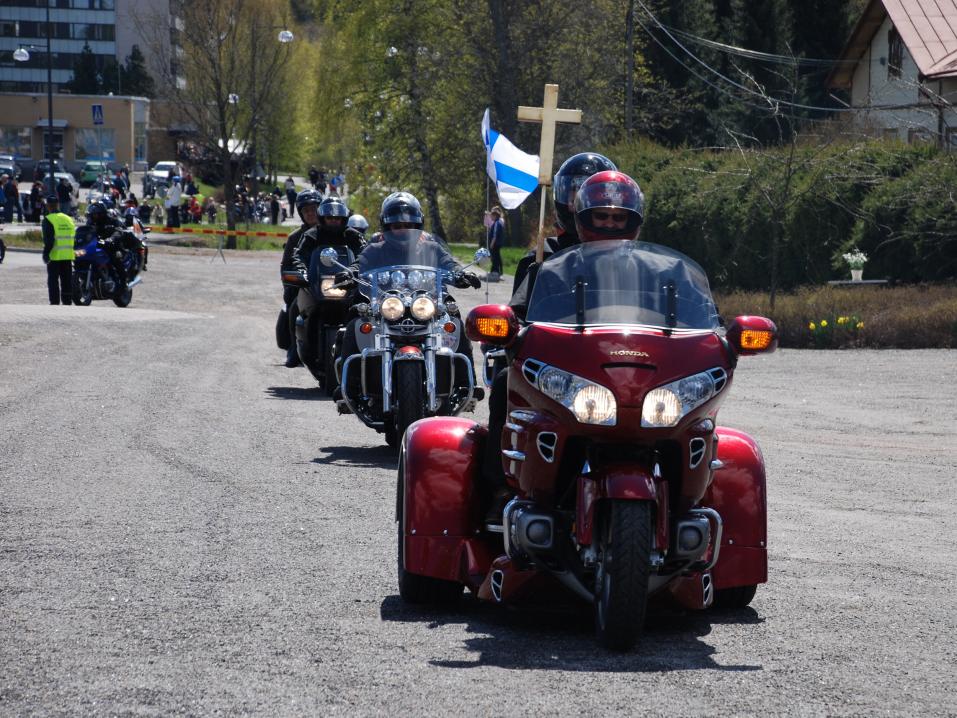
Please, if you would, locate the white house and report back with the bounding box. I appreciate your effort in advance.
[827,0,957,146]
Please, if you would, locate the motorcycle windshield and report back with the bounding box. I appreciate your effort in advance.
[357,229,456,296]
[526,240,720,331]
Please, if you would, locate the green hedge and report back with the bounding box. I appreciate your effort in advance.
[605,138,955,290]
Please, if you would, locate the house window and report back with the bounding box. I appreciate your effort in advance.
[907,128,933,145]
[888,28,903,79]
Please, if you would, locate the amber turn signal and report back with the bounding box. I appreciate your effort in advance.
[360,322,373,334]
[739,329,774,351]
[475,317,510,338]
[443,321,456,333]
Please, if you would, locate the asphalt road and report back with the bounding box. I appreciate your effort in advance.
[1,247,955,716]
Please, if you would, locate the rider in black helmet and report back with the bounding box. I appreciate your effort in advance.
[332,191,482,403]
[279,188,322,367]
[291,195,365,279]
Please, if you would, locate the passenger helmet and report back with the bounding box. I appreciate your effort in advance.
[553,152,617,231]
[318,196,349,222]
[346,214,369,234]
[573,171,644,243]
[295,188,322,221]
[379,191,423,230]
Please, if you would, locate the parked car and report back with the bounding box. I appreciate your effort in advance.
[145,160,181,197]
[33,159,64,181]
[0,154,22,180]
[79,161,110,187]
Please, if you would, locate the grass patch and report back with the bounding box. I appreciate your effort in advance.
[447,243,529,276]
[0,229,43,249]
[715,284,957,349]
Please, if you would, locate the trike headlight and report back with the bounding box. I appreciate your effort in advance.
[537,366,616,426]
[641,368,727,427]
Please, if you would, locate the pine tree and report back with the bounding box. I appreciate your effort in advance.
[65,43,100,94]
[122,45,156,98]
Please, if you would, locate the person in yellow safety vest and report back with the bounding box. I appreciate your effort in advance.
[42,195,76,305]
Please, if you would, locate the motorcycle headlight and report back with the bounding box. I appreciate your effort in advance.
[407,270,433,290]
[378,271,391,287]
[410,296,435,321]
[641,368,727,427]
[390,270,407,288]
[537,366,616,426]
[380,296,405,321]
[320,277,347,298]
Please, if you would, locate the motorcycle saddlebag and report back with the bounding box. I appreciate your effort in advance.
[703,426,768,591]
[400,417,487,582]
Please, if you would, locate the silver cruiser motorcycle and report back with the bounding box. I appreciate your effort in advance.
[319,243,489,447]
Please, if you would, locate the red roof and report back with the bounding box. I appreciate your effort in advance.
[828,0,957,87]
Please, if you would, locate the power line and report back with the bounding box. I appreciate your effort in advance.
[635,0,948,115]
[662,24,856,68]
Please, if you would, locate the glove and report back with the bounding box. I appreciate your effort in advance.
[335,269,357,287]
[344,227,365,246]
[453,271,481,289]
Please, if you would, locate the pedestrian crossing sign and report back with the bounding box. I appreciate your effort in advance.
[92,104,104,125]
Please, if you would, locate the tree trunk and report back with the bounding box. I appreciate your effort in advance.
[487,0,525,247]
[405,2,446,239]
[625,0,635,136]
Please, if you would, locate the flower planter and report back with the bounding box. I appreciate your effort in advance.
[851,268,863,282]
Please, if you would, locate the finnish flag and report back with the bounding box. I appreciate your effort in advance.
[482,108,540,210]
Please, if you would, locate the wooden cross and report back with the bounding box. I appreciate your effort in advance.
[518,83,582,186]
[517,83,583,259]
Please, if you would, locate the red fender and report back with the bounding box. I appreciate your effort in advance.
[576,466,661,546]
[703,426,768,590]
[400,417,491,584]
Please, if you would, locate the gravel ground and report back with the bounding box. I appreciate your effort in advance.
[1,247,955,716]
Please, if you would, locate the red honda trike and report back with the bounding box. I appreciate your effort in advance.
[396,240,777,650]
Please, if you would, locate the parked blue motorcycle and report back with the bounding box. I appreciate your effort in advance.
[72,217,148,307]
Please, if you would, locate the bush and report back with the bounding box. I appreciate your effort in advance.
[603,138,957,290]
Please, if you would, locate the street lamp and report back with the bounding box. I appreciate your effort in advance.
[12,0,56,193]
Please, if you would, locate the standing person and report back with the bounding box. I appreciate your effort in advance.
[284,176,296,218]
[205,197,217,224]
[56,176,74,217]
[2,174,16,223]
[308,165,319,188]
[30,181,43,223]
[41,195,76,305]
[167,178,182,227]
[486,206,505,280]
[316,170,327,196]
[269,193,281,225]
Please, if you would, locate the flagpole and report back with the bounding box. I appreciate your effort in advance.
[485,175,490,303]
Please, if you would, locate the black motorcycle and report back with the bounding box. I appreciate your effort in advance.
[285,245,356,395]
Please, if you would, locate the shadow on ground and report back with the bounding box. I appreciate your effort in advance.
[312,444,398,470]
[380,594,763,673]
[264,385,325,401]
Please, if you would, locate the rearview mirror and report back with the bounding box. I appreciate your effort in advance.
[473,247,491,268]
[466,304,520,347]
[726,315,778,355]
[319,247,342,268]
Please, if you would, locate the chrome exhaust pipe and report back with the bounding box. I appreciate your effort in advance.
[126,276,143,290]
